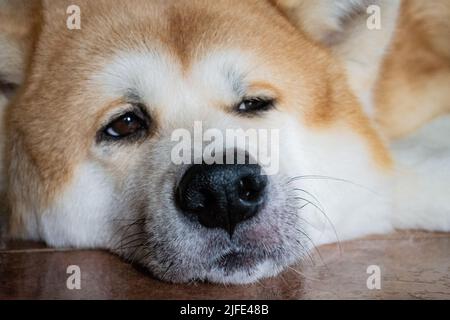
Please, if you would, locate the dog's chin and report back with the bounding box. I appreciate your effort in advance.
[153,254,287,285]
[143,242,297,284]
[203,255,286,285]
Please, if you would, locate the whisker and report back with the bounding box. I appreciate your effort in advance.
[286,265,321,282]
[161,262,175,282]
[287,175,379,196]
[289,196,342,258]
[292,188,325,211]
[294,223,327,268]
[112,231,148,250]
[129,241,150,265]
[284,201,327,267]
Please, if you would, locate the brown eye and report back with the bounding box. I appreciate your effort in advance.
[236,97,275,114]
[104,112,146,138]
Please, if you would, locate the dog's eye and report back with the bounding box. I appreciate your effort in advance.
[104,112,147,139]
[236,98,274,114]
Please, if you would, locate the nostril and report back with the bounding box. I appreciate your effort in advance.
[176,185,207,214]
[190,200,206,213]
[196,188,215,212]
[238,175,267,203]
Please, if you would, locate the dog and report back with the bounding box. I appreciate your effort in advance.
[0,0,449,284]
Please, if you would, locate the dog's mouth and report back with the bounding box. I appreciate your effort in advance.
[130,217,301,284]
[216,251,260,272]
[200,244,290,284]
[170,248,286,284]
[116,217,303,284]
[114,162,308,284]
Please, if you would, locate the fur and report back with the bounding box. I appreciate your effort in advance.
[0,0,448,284]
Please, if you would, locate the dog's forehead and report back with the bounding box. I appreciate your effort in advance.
[42,0,293,58]
[38,1,307,95]
[94,48,260,118]
[51,0,314,120]
[13,0,328,165]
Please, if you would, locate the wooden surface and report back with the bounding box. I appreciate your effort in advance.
[0,231,449,299]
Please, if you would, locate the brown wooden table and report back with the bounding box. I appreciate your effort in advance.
[1,231,449,299]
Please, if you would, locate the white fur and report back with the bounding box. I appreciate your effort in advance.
[40,162,116,248]
[391,115,450,231]
[204,260,285,285]
[94,48,287,127]
[281,119,393,246]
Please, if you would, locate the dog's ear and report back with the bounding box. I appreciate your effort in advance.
[0,0,40,104]
[273,0,401,115]
[274,0,400,45]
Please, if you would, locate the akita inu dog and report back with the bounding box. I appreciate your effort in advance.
[0,0,449,284]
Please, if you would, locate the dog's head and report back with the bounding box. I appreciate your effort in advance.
[2,0,395,283]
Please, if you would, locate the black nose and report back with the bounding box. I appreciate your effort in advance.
[176,162,268,236]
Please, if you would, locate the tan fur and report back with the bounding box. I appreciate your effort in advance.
[275,0,450,140]
[0,0,40,86]
[375,0,450,138]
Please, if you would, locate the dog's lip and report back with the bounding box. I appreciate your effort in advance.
[213,249,265,273]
